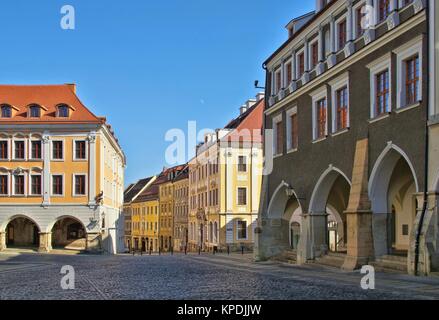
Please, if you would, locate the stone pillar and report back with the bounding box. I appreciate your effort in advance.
[342,139,375,270]
[0,231,6,251]
[86,233,102,253]
[297,212,328,263]
[38,232,52,253]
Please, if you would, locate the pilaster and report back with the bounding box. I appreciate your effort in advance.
[38,232,52,253]
[0,231,6,251]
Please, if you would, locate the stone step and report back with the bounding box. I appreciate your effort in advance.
[314,253,346,269]
[379,254,408,263]
[270,250,297,264]
[371,256,408,273]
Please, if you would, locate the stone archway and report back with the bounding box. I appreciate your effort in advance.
[308,166,352,258]
[369,144,419,258]
[2,215,41,250]
[50,216,87,251]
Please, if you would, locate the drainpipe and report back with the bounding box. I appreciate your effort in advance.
[414,4,431,276]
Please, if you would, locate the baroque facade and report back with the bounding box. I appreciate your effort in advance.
[255,0,438,274]
[188,94,264,252]
[0,84,125,254]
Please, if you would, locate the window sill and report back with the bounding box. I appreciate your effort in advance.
[12,159,26,161]
[331,128,350,137]
[273,153,283,159]
[51,159,64,162]
[395,102,420,114]
[312,136,327,144]
[368,112,391,124]
[287,148,298,154]
[73,159,88,162]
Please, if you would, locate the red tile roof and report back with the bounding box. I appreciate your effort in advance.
[0,84,102,124]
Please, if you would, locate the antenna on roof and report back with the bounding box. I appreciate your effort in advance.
[254,80,265,90]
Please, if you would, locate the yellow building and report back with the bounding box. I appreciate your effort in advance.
[172,166,189,251]
[0,84,125,254]
[123,176,156,251]
[188,94,264,252]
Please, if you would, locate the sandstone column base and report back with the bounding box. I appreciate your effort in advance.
[38,232,52,253]
[0,231,6,251]
[86,233,102,253]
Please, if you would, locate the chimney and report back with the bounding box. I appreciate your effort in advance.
[240,105,248,115]
[66,83,76,93]
[245,99,257,109]
[256,92,265,102]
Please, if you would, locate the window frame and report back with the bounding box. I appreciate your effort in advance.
[329,73,350,133]
[57,105,71,118]
[28,105,41,118]
[353,1,367,39]
[0,139,9,160]
[29,139,42,160]
[286,106,299,152]
[310,86,328,141]
[12,174,26,196]
[51,173,65,197]
[274,67,282,95]
[336,15,348,51]
[394,36,423,110]
[12,139,26,161]
[236,219,248,241]
[237,155,247,173]
[73,173,88,197]
[295,48,305,79]
[309,38,319,70]
[51,139,65,161]
[0,173,10,196]
[284,57,293,88]
[237,187,248,206]
[73,139,88,161]
[272,114,283,157]
[1,105,12,118]
[29,173,42,196]
[367,53,392,119]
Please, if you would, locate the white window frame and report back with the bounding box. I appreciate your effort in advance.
[51,139,65,161]
[335,14,348,52]
[274,67,282,95]
[283,57,293,88]
[73,139,89,161]
[272,113,283,157]
[308,37,319,70]
[367,53,392,119]
[0,139,10,161]
[12,139,27,161]
[236,219,248,241]
[51,173,65,197]
[236,187,248,206]
[394,36,423,110]
[0,173,10,196]
[310,86,328,141]
[29,139,42,161]
[28,173,42,196]
[295,47,305,79]
[72,173,88,197]
[237,155,247,173]
[286,106,298,152]
[329,72,350,133]
[12,173,26,196]
[353,0,367,40]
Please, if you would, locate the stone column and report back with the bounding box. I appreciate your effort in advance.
[342,139,374,270]
[297,212,328,264]
[38,232,52,253]
[0,231,6,251]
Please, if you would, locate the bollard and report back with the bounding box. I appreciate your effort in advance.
[149,248,152,255]
[241,246,244,255]
[227,246,230,255]
[198,246,201,255]
[141,250,143,256]
[185,246,187,255]
[132,249,135,256]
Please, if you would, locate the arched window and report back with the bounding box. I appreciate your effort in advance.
[1,105,12,118]
[29,105,41,118]
[57,104,70,118]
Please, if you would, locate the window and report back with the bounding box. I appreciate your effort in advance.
[274,118,283,155]
[378,0,391,22]
[356,4,367,37]
[285,61,293,86]
[14,175,25,195]
[1,105,12,118]
[395,37,423,109]
[237,220,247,240]
[297,52,305,78]
[368,54,392,118]
[29,105,41,118]
[14,141,25,159]
[30,175,42,195]
[311,41,319,68]
[75,141,87,160]
[0,141,8,160]
[405,56,419,105]
[338,19,347,50]
[31,141,42,159]
[57,105,70,118]
[274,68,282,94]
[290,113,298,150]
[74,175,86,196]
[238,156,247,172]
[52,175,63,195]
[0,175,8,195]
[316,99,327,139]
[237,188,247,206]
[375,70,390,116]
[52,141,63,160]
[336,87,349,131]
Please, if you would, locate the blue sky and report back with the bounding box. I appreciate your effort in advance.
[0,0,314,186]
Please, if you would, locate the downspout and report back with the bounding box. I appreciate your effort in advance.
[414,4,431,276]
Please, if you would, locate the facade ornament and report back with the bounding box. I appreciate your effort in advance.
[88,134,97,143]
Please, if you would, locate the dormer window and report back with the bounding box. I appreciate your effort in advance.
[29,105,41,118]
[57,104,70,118]
[1,105,12,118]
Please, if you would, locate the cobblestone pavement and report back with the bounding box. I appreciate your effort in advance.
[1,251,439,300]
